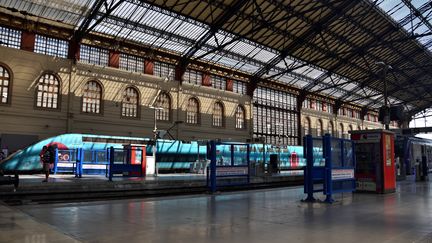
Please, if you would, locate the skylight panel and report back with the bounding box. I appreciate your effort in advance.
[206,54,241,69]
[275,58,302,70]
[301,67,324,79]
[224,41,252,56]
[341,82,358,91]
[109,1,141,22]
[172,21,208,40]
[252,49,278,63]
[160,40,190,54]
[143,9,174,30]
[205,32,233,47]
[236,62,262,73]
[2,0,89,25]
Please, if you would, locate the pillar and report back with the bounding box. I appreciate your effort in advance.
[20,31,35,52]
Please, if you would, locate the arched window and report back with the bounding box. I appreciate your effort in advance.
[212,102,224,127]
[36,73,60,109]
[122,87,139,118]
[82,81,102,114]
[186,97,199,124]
[347,124,354,139]
[338,123,344,138]
[304,117,311,136]
[328,121,334,136]
[235,105,246,129]
[155,92,171,121]
[0,65,11,104]
[316,120,323,136]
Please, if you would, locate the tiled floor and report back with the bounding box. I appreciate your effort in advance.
[2,179,432,243]
[0,203,79,243]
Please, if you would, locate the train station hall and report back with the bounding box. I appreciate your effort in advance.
[1,0,432,242]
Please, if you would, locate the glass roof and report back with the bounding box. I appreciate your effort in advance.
[376,0,432,50]
[1,0,431,112]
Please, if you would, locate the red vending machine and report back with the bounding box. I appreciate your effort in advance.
[351,129,396,193]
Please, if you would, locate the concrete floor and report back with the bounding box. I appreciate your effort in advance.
[2,179,432,243]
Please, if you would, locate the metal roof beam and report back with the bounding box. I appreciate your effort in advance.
[99,12,348,97]
[177,0,250,77]
[324,1,430,105]
[71,0,124,43]
[247,0,359,95]
[400,0,432,34]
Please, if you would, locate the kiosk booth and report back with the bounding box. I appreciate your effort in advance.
[350,129,396,193]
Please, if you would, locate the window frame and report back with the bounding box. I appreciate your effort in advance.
[81,80,103,115]
[235,105,246,129]
[121,86,140,119]
[185,97,200,125]
[34,72,61,110]
[0,26,21,49]
[212,101,225,127]
[79,45,109,66]
[0,63,12,105]
[304,117,311,136]
[34,35,68,58]
[155,92,171,122]
[316,119,323,136]
[327,121,334,136]
[338,123,344,138]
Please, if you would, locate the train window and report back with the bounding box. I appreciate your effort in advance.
[0,65,11,104]
[36,73,61,109]
[235,105,246,129]
[186,97,199,124]
[82,81,102,114]
[155,92,171,121]
[122,87,139,118]
[212,102,224,127]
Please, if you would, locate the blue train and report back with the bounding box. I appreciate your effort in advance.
[0,133,319,173]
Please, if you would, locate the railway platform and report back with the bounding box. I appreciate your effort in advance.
[0,172,303,204]
[1,178,432,243]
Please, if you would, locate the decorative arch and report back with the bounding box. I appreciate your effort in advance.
[327,121,334,136]
[155,91,171,121]
[316,119,323,136]
[0,63,12,105]
[186,97,200,124]
[338,123,344,138]
[82,80,103,114]
[35,72,61,109]
[212,101,224,127]
[122,86,140,118]
[303,117,311,136]
[235,105,246,129]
